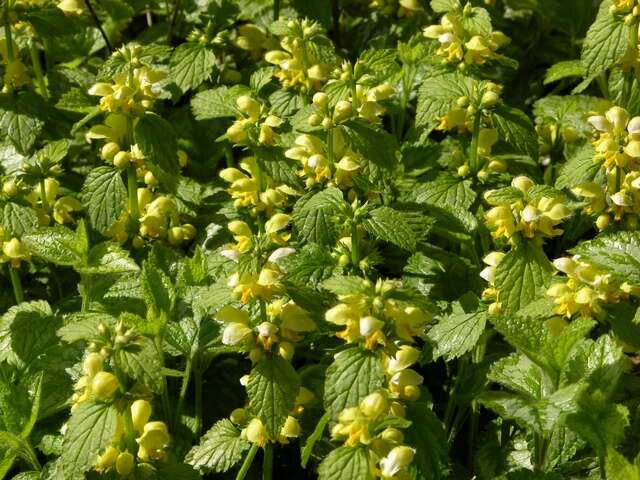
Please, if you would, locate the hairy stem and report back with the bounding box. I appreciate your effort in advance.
[80,274,91,312]
[174,356,192,430]
[3,0,14,63]
[235,443,259,480]
[8,265,23,304]
[469,112,482,173]
[29,40,48,101]
[273,0,280,21]
[350,221,359,268]
[194,366,203,436]
[39,179,50,214]
[263,443,274,480]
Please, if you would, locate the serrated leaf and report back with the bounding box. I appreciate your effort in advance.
[135,113,179,190]
[292,187,344,245]
[280,244,336,286]
[544,60,584,84]
[492,105,538,159]
[459,7,492,36]
[569,231,640,286]
[581,1,629,78]
[416,73,474,130]
[431,0,461,12]
[170,42,216,94]
[494,242,552,314]
[428,308,487,361]
[1,201,39,236]
[0,92,45,154]
[115,337,164,393]
[322,275,370,296]
[416,173,476,209]
[0,301,60,370]
[324,347,384,419]
[605,448,640,480]
[22,225,86,267]
[190,85,250,120]
[301,411,330,468]
[254,147,303,188]
[363,206,416,252]
[555,142,599,190]
[268,89,305,116]
[246,355,300,436]
[81,167,127,234]
[58,313,115,343]
[354,49,400,85]
[61,400,118,480]
[141,256,175,330]
[404,402,449,479]
[185,419,250,474]
[318,446,374,480]
[76,242,139,275]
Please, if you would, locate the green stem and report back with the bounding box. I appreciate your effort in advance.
[3,0,14,63]
[596,72,609,100]
[533,432,548,471]
[469,112,482,173]
[81,274,91,312]
[350,221,359,268]
[154,337,171,421]
[224,142,234,168]
[598,453,606,480]
[263,443,274,480]
[174,356,192,430]
[351,81,359,110]
[83,0,112,52]
[168,0,182,44]
[273,0,280,21]
[29,40,48,101]
[327,127,335,166]
[194,367,203,436]
[122,403,139,454]
[127,165,139,232]
[39,179,50,213]
[8,265,23,304]
[235,443,259,480]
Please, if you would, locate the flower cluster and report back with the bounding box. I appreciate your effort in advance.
[226,95,283,147]
[484,176,572,244]
[576,106,640,229]
[480,251,506,315]
[216,298,316,362]
[331,391,416,479]
[325,279,431,349]
[94,400,170,475]
[88,46,165,116]
[220,158,299,215]
[546,256,639,318]
[264,19,331,92]
[370,0,424,16]
[423,7,509,69]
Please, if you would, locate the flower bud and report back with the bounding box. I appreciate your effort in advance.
[101,142,120,161]
[280,416,301,438]
[245,418,267,446]
[83,352,103,377]
[96,445,119,471]
[322,117,333,130]
[334,101,352,122]
[511,175,534,193]
[359,391,387,418]
[167,226,184,246]
[144,171,158,187]
[596,214,610,231]
[131,400,152,434]
[279,341,294,361]
[307,113,322,126]
[380,446,416,477]
[115,451,135,475]
[113,151,131,169]
[92,372,119,400]
[236,95,261,120]
[480,91,500,108]
[312,92,328,108]
[230,408,247,425]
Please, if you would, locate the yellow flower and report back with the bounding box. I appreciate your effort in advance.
[2,238,31,268]
[136,421,170,461]
[57,0,83,14]
[53,196,82,224]
[244,418,268,446]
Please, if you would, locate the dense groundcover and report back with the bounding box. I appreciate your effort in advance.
[2,0,640,478]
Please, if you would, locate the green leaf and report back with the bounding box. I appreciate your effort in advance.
[324,347,384,419]
[416,173,476,209]
[0,301,60,370]
[480,383,585,434]
[115,337,164,393]
[76,242,139,275]
[280,244,336,286]
[0,92,45,154]
[254,147,303,188]
[555,142,600,190]
[140,256,175,330]
[22,225,86,267]
[190,85,250,120]
[491,105,539,159]
[246,355,300,436]
[459,7,492,36]
[342,121,398,179]
[318,446,374,480]
[581,1,629,79]
[431,0,461,13]
[404,402,449,479]
[268,89,306,116]
[81,167,127,235]
[170,42,216,94]
[135,113,179,190]
[185,419,250,474]
[544,60,584,84]
[605,448,640,480]
[494,242,552,315]
[250,67,277,92]
[0,201,39,236]
[566,392,628,457]
[322,275,370,296]
[416,73,474,131]
[570,231,640,286]
[58,313,115,343]
[61,400,118,480]
[488,353,550,398]
[0,432,40,471]
[363,206,417,252]
[292,187,344,245]
[25,7,79,37]
[428,307,487,361]
[354,49,400,85]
